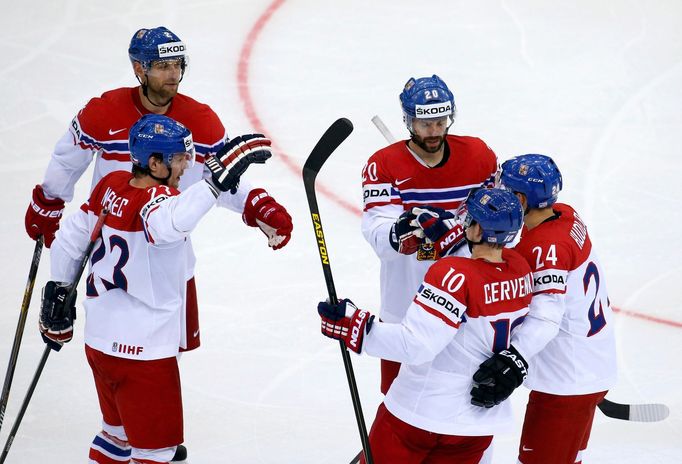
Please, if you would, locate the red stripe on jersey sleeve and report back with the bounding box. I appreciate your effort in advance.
[413,298,461,329]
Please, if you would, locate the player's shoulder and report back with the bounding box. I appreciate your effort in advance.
[368,140,407,162]
[501,248,533,274]
[168,93,224,143]
[426,256,477,279]
[81,87,134,113]
[171,93,220,122]
[447,134,496,161]
[520,203,584,247]
[75,87,137,141]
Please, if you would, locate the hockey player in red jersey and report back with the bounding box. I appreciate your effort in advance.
[471,154,617,464]
[320,188,530,464]
[24,25,292,346]
[23,28,292,460]
[39,114,272,464]
[361,75,498,395]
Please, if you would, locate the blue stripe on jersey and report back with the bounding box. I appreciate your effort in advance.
[80,132,129,153]
[92,435,131,457]
[400,187,473,203]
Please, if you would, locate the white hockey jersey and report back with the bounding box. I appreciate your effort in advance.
[361,135,497,323]
[51,172,219,360]
[511,203,617,395]
[364,249,532,435]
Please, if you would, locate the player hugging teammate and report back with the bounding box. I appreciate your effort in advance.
[319,74,617,464]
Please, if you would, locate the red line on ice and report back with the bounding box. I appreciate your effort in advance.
[236,0,360,216]
[236,0,681,330]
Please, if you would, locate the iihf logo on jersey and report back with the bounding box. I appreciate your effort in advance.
[112,342,118,352]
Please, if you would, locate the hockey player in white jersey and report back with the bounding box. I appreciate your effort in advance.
[39,114,272,464]
[470,154,617,464]
[319,188,531,464]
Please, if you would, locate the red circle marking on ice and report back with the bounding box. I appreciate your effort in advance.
[236,0,360,216]
[236,0,681,330]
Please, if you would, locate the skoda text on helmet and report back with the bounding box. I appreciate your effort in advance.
[129,114,195,171]
[128,27,188,74]
[399,74,456,134]
[500,154,563,209]
[463,188,523,245]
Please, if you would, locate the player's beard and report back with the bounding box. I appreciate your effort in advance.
[412,134,445,153]
[144,78,179,107]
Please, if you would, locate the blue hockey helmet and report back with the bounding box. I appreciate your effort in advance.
[500,154,563,208]
[129,114,195,169]
[128,27,188,72]
[399,75,455,132]
[463,188,523,245]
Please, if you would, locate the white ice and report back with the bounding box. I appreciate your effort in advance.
[1,1,681,462]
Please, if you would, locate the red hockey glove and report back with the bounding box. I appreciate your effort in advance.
[317,298,374,354]
[25,185,65,248]
[243,188,293,250]
[413,206,466,257]
[39,281,77,352]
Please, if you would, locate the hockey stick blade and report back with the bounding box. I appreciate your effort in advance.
[597,398,669,422]
[302,118,353,183]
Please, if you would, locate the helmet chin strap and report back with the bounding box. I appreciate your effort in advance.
[147,162,172,185]
[136,73,174,108]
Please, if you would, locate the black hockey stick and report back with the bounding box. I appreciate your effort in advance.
[0,209,108,464]
[370,114,672,424]
[0,236,43,435]
[303,118,373,464]
[597,398,669,422]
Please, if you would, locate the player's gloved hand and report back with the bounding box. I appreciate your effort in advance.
[470,344,528,408]
[413,206,466,257]
[389,209,424,255]
[205,134,272,194]
[25,185,65,248]
[317,298,374,354]
[243,188,293,250]
[39,281,77,352]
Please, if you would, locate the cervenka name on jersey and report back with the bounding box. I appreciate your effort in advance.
[413,282,464,328]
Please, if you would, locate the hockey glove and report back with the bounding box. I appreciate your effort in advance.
[39,281,77,351]
[389,209,424,255]
[243,188,293,250]
[413,206,466,258]
[205,134,272,194]
[470,344,528,408]
[317,299,374,354]
[25,185,65,248]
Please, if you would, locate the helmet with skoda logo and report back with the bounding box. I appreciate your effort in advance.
[399,74,456,133]
[128,26,188,76]
[129,114,195,170]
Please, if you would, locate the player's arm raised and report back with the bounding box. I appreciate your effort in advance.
[211,134,293,250]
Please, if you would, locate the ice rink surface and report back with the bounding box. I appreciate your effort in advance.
[1,0,681,462]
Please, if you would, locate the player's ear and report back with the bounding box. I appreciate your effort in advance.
[132,61,146,82]
[514,192,527,211]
